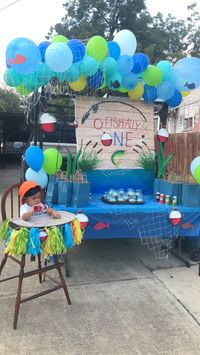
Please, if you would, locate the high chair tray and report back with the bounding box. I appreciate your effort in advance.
[9,211,76,228]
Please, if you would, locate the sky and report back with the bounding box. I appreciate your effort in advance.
[0,0,200,83]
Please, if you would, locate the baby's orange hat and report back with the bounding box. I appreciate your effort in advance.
[19,181,41,200]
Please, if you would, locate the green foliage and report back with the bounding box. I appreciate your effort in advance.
[156,142,173,179]
[135,150,155,171]
[0,87,23,113]
[78,151,103,171]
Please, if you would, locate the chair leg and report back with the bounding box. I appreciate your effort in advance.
[0,253,8,275]
[54,255,71,305]
[37,254,42,284]
[13,254,26,330]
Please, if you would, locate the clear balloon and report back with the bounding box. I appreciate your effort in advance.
[113,29,137,56]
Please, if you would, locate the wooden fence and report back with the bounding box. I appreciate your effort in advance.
[155,132,200,178]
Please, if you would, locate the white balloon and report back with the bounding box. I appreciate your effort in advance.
[190,156,200,176]
[25,168,48,188]
[113,29,137,56]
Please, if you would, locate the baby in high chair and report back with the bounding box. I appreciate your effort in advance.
[19,180,60,221]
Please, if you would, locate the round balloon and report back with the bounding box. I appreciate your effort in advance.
[157,81,175,101]
[69,75,87,91]
[105,71,122,91]
[100,57,117,76]
[194,165,200,184]
[4,68,23,87]
[113,29,137,56]
[108,41,121,60]
[122,72,138,90]
[86,36,108,62]
[16,84,31,96]
[128,81,144,100]
[68,39,85,63]
[172,57,200,92]
[87,70,104,89]
[132,53,149,74]
[25,146,44,172]
[79,55,99,77]
[43,148,62,175]
[143,85,157,103]
[143,65,162,86]
[45,42,73,72]
[156,60,172,81]
[51,35,68,43]
[63,63,80,82]
[25,168,48,188]
[166,89,182,107]
[38,41,51,62]
[6,37,41,74]
[117,55,134,75]
[190,156,200,176]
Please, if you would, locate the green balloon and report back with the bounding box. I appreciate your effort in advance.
[52,35,68,43]
[144,65,162,86]
[16,84,31,96]
[43,148,62,175]
[86,36,108,62]
[194,165,200,184]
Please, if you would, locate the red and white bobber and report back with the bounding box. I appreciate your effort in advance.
[157,128,169,143]
[76,210,89,229]
[169,208,182,226]
[39,113,56,133]
[101,132,112,146]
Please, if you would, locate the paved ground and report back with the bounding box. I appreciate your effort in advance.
[0,162,200,354]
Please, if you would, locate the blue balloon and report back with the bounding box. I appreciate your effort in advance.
[87,70,104,89]
[100,57,117,76]
[172,57,200,91]
[122,72,138,90]
[68,39,85,63]
[62,63,80,82]
[157,81,175,101]
[45,42,73,72]
[6,37,41,74]
[25,146,44,172]
[25,168,48,188]
[166,89,182,107]
[106,71,122,91]
[143,85,157,103]
[108,41,121,61]
[132,53,149,74]
[117,55,134,75]
[79,55,99,76]
[156,60,172,81]
[38,41,51,62]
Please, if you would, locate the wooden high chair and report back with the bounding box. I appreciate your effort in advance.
[0,183,71,329]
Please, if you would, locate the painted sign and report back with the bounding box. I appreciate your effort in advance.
[76,97,154,170]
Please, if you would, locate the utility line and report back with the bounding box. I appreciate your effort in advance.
[0,0,20,12]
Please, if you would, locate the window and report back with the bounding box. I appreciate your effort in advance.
[183,116,194,131]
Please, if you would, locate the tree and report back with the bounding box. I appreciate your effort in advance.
[186,3,200,58]
[0,87,23,113]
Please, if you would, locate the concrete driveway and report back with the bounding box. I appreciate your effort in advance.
[0,162,200,355]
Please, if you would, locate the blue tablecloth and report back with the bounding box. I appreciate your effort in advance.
[54,194,200,240]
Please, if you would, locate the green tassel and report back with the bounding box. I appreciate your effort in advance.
[14,228,29,256]
[0,219,10,241]
[50,226,66,255]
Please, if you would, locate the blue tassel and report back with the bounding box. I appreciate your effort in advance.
[5,228,13,246]
[27,228,42,256]
[63,223,74,248]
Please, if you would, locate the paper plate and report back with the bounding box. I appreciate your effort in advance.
[9,211,76,229]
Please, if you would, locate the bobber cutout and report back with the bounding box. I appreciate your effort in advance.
[39,113,56,133]
[169,208,182,226]
[157,128,169,143]
[76,211,89,229]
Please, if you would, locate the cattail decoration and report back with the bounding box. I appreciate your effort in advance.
[96,149,103,154]
[132,149,139,154]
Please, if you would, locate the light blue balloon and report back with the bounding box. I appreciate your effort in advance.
[100,57,117,76]
[166,89,182,107]
[45,42,73,72]
[79,55,99,76]
[156,60,172,81]
[117,55,134,75]
[122,72,138,90]
[25,168,48,188]
[172,57,200,91]
[6,37,41,75]
[157,81,175,100]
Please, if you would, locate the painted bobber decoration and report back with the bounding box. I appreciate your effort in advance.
[76,211,89,229]
[169,208,182,226]
[101,132,112,146]
[39,113,56,133]
[157,128,169,143]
